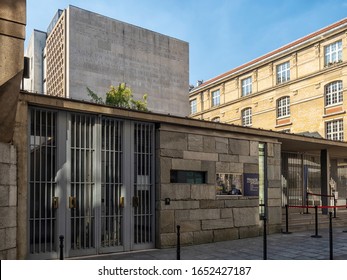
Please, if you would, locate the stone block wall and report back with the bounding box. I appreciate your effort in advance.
[156,126,282,248]
[0,142,17,259]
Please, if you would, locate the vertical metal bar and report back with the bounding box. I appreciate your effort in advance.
[78,115,82,249]
[329,212,333,260]
[85,116,88,249]
[44,111,48,252]
[33,109,37,253]
[283,204,291,234]
[176,225,180,260]
[38,110,43,253]
[109,120,113,247]
[117,120,121,246]
[311,205,322,238]
[263,217,267,260]
[59,235,64,260]
[72,115,76,249]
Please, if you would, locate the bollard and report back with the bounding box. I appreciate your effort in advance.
[334,199,337,218]
[305,193,309,214]
[176,225,180,260]
[59,235,64,260]
[263,217,267,260]
[311,205,322,238]
[282,204,292,234]
[329,212,333,260]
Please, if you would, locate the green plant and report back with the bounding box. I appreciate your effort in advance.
[86,83,148,111]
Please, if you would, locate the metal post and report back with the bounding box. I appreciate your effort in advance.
[263,217,267,260]
[283,204,292,234]
[176,225,180,260]
[333,199,337,218]
[59,235,64,260]
[311,206,322,238]
[305,193,309,214]
[329,212,333,260]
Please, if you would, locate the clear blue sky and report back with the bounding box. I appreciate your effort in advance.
[26,0,347,86]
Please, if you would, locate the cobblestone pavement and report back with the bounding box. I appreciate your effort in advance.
[75,227,347,260]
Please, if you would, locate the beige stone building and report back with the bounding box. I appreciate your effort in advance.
[13,91,347,259]
[189,18,347,141]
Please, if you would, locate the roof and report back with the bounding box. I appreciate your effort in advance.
[190,17,347,94]
[20,91,347,158]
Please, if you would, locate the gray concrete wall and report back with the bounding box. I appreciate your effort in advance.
[67,5,189,116]
[0,143,17,259]
[24,30,46,93]
[156,124,282,248]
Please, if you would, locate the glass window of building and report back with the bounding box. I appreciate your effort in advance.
[324,40,342,66]
[276,61,290,84]
[211,89,220,107]
[241,77,252,96]
[325,81,343,106]
[242,107,252,126]
[190,99,197,114]
[326,119,344,141]
[277,96,290,118]
[212,117,220,122]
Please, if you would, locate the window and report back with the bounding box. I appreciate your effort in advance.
[325,40,342,66]
[326,119,344,141]
[242,108,252,126]
[170,170,206,184]
[190,99,197,114]
[276,61,290,84]
[277,96,290,118]
[216,173,242,195]
[325,81,343,106]
[212,89,220,107]
[212,117,220,122]
[241,77,252,96]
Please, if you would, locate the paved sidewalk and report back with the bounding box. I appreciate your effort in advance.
[76,227,347,260]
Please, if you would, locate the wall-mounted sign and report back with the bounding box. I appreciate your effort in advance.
[243,173,259,196]
[216,173,242,195]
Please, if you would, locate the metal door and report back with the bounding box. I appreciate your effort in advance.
[28,108,58,259]
[28,110,154,258]
[99,118,124,253]
[100,119,155,252]
[131,122,155,250]
[67,114,96,257]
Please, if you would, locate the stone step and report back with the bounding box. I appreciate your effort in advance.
[281,209,347,233]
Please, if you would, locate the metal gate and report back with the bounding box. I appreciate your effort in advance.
[281,152,321,207]
[28,108,58,259]
[28,108,155,259]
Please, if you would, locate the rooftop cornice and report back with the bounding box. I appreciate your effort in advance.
[190,17,347,95]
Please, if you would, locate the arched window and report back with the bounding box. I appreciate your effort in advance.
[242,108,252,126]
[325,81,343,106]
[277,96,290,118]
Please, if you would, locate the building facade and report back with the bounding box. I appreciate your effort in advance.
[25,5,190,116]
[11,91,347,259]
[24,29,46,93]
[189,18,347,141]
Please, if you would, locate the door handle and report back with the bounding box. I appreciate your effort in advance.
[119,196,125,208]
[133,196,139,208]
[69,196,77,208]
[52,197,59,209]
